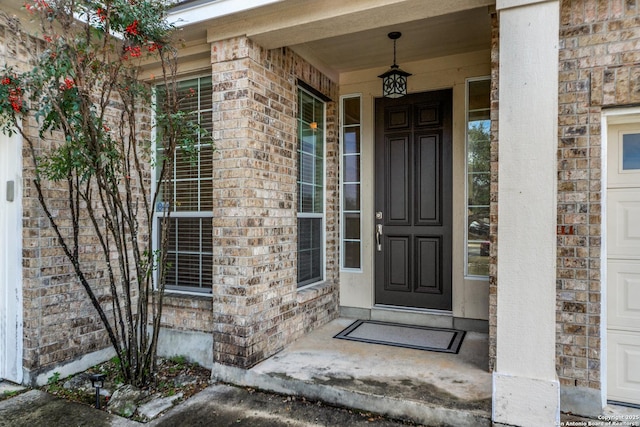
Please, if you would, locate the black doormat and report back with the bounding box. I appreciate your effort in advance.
[334,319,465,354]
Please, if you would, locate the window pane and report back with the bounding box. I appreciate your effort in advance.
[344,213,360,239]
[199,145,213,178]
[467,242,490,276]
[344,241,361,269]
[175,148,198,180]
[469,110,490,122]
[468,206,490,241]
[468,79,490,112]
[298,217,322,286]
[159,216,212,291]
[344,155,360,183]
[200,177,213,211]
[200,110,213,136]
[300,152,315,185]
[344,128,360,154]
[468,172,490,206]
[344,184,360,211]
[468,121,491,172]
[300,92,314,123]
[175,180,199,211]
[623,133,640,170]
[343,97,360,125]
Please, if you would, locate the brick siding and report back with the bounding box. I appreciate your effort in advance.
[556,0,640,391]
[489,10,499,372]
[0,12,155,381]
[210,37,339,368]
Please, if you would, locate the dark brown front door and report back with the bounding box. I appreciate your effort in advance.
[374,89,452,310]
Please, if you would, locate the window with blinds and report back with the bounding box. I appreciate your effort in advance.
[155,77,213,293]
[297,88,325,287]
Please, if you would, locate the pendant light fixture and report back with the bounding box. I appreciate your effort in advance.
[378,31,411,98]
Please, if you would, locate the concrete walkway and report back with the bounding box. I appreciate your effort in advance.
[2,381,635,427]
[212,317,493,427]
[0,384,430,426]
[2,317,638,426]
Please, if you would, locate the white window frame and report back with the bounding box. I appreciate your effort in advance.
[297,86,327,289]
[152,75,214,296]
[464,76,491,279]
[340,93,363,272]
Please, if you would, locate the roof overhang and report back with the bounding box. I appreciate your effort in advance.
[167,0,494,79]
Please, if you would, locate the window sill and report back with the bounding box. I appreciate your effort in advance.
[296,281,335,305]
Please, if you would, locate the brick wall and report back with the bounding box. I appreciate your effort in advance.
[488,10,499,372]
[0,20,115,378]
[210,36,339,369]
[0,12,156,382]
[161,294,213,333]
[556,0,640,392]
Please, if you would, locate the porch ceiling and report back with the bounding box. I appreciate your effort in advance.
[175,0,494,75]
[290,7,492,74]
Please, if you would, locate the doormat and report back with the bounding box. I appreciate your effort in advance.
[334,320,465,354]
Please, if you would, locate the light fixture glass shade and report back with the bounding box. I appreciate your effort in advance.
[378,65,412,98]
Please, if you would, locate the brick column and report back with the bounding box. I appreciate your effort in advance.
[209,36,298,368]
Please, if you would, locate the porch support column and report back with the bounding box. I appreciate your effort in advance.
[209,36,298,369]
[493,0,560,426]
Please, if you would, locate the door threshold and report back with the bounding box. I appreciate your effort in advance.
[371,305,454,329]
[374,304,453,316]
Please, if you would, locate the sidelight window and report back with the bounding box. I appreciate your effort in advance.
[465,78,491,277]
[341,95,362,270]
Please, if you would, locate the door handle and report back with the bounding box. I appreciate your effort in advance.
[376,224,383,251]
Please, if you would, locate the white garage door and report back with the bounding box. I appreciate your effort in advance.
[607,123,640,406]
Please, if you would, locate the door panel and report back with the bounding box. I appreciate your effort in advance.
[608,189,640,259]
[608,261,640,331]
[416,134,440,225]
[387,136,409,224]
[387,236,410,291]
[416,237,441,293]
[607,123,640,405]
[375,90,452,310]
[608,331,640,405]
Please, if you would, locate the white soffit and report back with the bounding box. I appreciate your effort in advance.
[201,0,494,46]
[169,0,285,27]
[169,0,493,76]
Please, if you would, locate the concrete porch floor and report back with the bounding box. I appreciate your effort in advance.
[212,317,493,427]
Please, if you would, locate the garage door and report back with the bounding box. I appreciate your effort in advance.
[607,123,640,406]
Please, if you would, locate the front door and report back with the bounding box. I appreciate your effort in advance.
[607,123,640,406]
[374,89,452,310]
